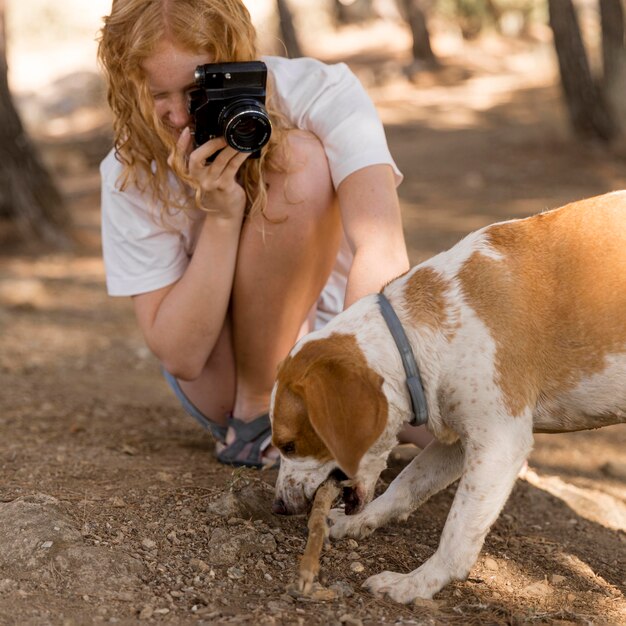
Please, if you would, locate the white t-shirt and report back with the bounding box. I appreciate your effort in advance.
[101,56,402,327]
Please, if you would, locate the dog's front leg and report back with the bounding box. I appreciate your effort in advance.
[329,439,464,539]
[364,418,533,603]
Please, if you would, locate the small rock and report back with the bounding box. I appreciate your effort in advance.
[207,528,276,566]
[208,482,277,524]
[189,558,210,573]
[141,538,157,550]
[330,580,354,598]
[227,566,244,580]
[350,562,365,573]
[483,557,499,571]
[347,551,360,561]
[0,579,17,593]
[339,614,363,626]
[153,608,170,615]
[345,539,359,549]
[41,541,53,549]
[138,606,153,620]
[549,574,566,585]
[310,587,338,601]
[522,580,553,596]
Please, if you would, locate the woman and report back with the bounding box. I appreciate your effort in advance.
[98,0,430,467]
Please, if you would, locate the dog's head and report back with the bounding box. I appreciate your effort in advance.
[270,332,391,516]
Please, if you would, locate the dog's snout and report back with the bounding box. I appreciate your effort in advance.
[272,498,289,516]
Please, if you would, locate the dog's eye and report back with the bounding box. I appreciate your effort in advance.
[281,442,296,455]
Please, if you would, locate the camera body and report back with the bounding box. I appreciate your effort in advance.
[188,61,272,160]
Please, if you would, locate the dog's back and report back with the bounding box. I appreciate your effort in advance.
[447,191,626,431]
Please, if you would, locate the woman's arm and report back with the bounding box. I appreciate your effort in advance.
[267,57,409,303]
[338,164,410,307]
[132,209,242,380]
[132,131,250,380]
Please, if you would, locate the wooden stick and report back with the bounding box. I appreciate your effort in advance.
[298,479,341,593]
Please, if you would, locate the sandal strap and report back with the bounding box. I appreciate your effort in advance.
[227,413,271,443]
[217,413,273,469]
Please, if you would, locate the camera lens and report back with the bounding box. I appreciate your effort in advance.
[219,99,272,153]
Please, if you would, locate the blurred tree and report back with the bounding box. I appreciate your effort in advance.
[397,0,438,66]
[276,0,303,57]
[0,0,69,245]
[548,0,625,142]
[332,0,377,25]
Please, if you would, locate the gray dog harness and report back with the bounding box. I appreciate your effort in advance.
[377,292,429,426]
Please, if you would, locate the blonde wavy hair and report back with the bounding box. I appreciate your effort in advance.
[98,0,290,220]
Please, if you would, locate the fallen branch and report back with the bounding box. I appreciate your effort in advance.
[298,479,341,593]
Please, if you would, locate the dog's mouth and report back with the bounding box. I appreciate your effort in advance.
[328,468,362,515]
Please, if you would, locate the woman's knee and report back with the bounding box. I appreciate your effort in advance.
[264,129,337,227]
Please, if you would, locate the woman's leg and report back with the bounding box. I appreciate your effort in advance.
[171,131,341,458]
[231,130,341,421]
[175,315,235,431]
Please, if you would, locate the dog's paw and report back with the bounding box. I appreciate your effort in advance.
[327,508,376,539]
[363,566,445,603]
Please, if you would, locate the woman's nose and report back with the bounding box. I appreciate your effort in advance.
[166,94,192,130]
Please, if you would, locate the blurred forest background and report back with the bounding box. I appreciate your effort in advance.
[0,0,624,247]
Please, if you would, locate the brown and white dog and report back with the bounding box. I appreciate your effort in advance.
[270,191,626,603]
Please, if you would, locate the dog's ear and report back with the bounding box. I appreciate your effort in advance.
[298,357,388,477]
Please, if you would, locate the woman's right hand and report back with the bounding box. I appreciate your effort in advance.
[174,127,251,221]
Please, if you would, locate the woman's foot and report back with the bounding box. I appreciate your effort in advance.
[217,413,280,469]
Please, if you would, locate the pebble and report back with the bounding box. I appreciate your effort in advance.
[141,538,156,550]
[227,567,244,580]
[549,574,566,585]
[346,539,359,549]
[339,614,363,626]
[310,587,338,601]
[522,580,552,596]
[153,608,170,615]
[189,558,210,573]
[350,562,365,573]
[138,606,153,620]
[483,557,499,571]
[0,579,17,593]
[330,580,354,598]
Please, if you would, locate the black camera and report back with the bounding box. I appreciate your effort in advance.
[188,61,272,161]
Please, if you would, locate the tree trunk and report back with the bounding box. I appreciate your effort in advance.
[397,0,437,65]
[0,0,69,245]
[332,0,376,25]
[599,0,624,84]
[547,0,616,141]
[599,0,626,135]
[276,0,302,58]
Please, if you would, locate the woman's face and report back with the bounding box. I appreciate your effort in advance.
[142,39,212,137]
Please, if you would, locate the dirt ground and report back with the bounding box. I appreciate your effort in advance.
[1,26,625,625]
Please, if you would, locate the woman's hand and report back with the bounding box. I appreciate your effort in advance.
[174,127,250,221]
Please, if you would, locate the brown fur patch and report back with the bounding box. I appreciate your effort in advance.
[458,193,626,416]
[404,267,456,338]
[272,333,388,476]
